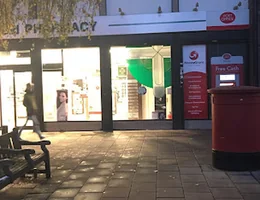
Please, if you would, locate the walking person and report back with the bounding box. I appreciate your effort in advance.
[18,83,45,140]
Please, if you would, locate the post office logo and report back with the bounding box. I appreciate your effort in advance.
[223,53,232,60]
[220,12,236,24]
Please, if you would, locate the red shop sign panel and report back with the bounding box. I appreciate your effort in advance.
[211,53,244,88]
[183,45,208,119]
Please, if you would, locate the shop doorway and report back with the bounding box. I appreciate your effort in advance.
[0,70,32,131]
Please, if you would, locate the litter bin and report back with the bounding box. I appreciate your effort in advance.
[208,86,260,171]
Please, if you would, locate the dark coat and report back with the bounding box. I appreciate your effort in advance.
[23,90,38,116]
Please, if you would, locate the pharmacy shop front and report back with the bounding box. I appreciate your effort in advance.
[0,11,250,132]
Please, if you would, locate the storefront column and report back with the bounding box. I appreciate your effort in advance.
[31,43,44,131]
[171,34,184,129]
[100,46,113,132]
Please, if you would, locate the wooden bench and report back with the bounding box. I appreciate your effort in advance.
[0,159,14,190]
[0,128,51,187]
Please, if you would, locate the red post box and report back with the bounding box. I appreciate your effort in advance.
[208,86,260,171]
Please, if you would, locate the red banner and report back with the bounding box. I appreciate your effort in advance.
[183,45,208,119]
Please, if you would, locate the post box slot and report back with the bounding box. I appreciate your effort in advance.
[212,95,260,105]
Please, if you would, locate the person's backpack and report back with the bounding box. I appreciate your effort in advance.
[23,94,28,107]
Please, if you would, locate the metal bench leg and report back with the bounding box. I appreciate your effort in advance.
[44,157,51,179]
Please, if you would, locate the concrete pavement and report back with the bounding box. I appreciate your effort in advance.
[0,130,260,200]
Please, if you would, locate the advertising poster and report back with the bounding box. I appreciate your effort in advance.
[56,89,68,121]
[183,45,208,119]
[211,53,244,87]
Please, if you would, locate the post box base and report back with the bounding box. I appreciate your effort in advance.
[212,150,260,171]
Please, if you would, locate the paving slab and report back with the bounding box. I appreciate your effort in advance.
[0,130,259,200]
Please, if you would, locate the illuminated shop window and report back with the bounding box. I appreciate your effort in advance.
[42,49,62,64]
[0,51,31,65]
[110,46,172,120]
[42,48,101,122]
